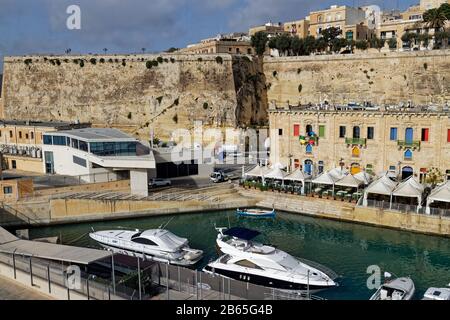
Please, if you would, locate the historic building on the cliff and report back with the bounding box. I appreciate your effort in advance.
[269,106,450,182]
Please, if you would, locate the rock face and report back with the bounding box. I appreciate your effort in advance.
[1,54,268,140]
[264,50,450,107]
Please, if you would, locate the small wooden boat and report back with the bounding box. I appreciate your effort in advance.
[236,208,276,218]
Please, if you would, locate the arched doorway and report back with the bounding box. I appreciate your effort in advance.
[401,166,414,180]
[351,163,362,175]
[304,160,313,175]
[306,125,313,136]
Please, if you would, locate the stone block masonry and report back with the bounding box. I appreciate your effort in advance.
[1,54,267,140]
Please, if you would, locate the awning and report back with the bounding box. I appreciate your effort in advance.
[265,167,288,180]
[392,176,424,198]
[312,172,341,186]
[285,168,311,182]
[0,227,112,265]
[428,180,450,203]
[354,171,372,185]
[365,175,397,196]
[245,165,263,177]
[335,174,364,188]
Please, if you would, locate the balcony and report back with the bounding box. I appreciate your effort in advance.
[345,138,367,146]
[299,135,319,146]
[397,140,421,150]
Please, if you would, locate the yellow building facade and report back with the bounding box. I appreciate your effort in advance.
[269,108,450,181]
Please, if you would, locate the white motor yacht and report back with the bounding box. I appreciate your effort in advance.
[203,227,337,292]
[370,276,415,300]
[89,228,203,266]
[422,285,450,300]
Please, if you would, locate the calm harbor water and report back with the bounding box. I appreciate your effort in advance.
[28,210,450,300]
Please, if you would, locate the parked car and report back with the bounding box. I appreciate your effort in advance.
[210,171,229,183]
[149,178,172,188]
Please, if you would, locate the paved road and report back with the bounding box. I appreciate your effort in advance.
[0,276,51,300]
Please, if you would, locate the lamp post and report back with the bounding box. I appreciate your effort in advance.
[397,161,402,181]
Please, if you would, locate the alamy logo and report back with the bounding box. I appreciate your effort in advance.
[65,265,81,290]
[366,265,381,290]
[66,5,81,30]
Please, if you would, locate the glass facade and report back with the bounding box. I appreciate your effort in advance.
[43,133,137,157]
[89,142,137,156]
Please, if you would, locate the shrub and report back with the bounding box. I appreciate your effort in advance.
[122,61,126,66]
[24,59,32,65]
[146,61,153,69]
[79,60,85,67]
[152,60,159,67]
[157,56,163,63]
[90,58,97,64]
[100,58,105,63]
[215,56,223,64]
[108,58,113,63]
[164,58,169,63]
[203,102,209,110]
[170,58,176,63]
[73,59,79,64]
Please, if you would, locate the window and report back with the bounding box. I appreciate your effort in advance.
[25,133,29,139]
[353,126,361,139]
[390,128,398,141]
[306,125,313,136]
[389,166,396,172]
[43,135,53,145]
[339,126,346,138]
[293,124,300,137]
[71,139,79,149]
[73,155,87,168]
[306,144,313,154]
[404,149,413,161]
[53,136,66,146]
[366,164,373,174]
[31,132,34,139]
[421,128,429,142]
[18,131,22,139]
[3,186,13,194]
[278,129,283,136]
[131,237,158,246]
[11,160,16,169]
[319,125,325,138]
[367,127,374,140]
[66,137,71,146]
[9,131,13,138]
[79,140,88,152]
[89,142,137,156]
[447,129,450,142]
[235,260,263,270]
[318,161,324,174]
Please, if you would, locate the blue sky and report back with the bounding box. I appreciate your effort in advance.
[0,0,419,71]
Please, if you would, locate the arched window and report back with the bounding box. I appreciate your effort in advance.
[353,126,361,139]
[352,146,360,158]
[318,161,324,174]
[306,125,313,136]
[304,160,313,175]
[306,144,313,154]
[404,149,413,160]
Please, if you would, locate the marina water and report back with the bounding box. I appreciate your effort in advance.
[29,210,450,300]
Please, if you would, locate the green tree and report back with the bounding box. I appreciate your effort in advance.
[401,32,418,49]
[370,36,385,51]
[331,38,348,53]
[418,33,432,48]
[388,37,398,50]
[315,38,328,52]
[423,7,447,30]
[291,37,304,56]
[250,31,269,56]
[355,40,369,51]
[276,33,292,56]
[320,27,342,51]
[303,36,317,55]
[425,167,445,188]
[434,30,450,49]
[440,3,450,20]
[268,37,277,50]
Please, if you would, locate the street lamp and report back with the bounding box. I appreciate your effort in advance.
[339,158,345,172]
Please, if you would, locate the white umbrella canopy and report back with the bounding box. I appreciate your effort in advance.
[271,162,286,170]
[285,168,312,182]
[354,171,372,185]
[328,168,349,180]
[265,167,289,180]
[335,174,364,188]
[312,172,340,186]
[365,175,397,196]
[392,176,424,198]
[245,165,263,177]
[427,180,450,203]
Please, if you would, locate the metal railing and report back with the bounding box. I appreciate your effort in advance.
[345,137,367,146]
[397,140,421,149]
[361,199,450,218]
[0,201,41,226]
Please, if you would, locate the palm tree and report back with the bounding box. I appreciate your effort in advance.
[423,8,447,31]
[141,48,146,54]
[65,48,71,55]
[103,48,108,54]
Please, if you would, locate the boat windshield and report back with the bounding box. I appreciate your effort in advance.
[131,232,142,239]
[278,254,300,270]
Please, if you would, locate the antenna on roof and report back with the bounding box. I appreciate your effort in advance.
[159,217,174,230]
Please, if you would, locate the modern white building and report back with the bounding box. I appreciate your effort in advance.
[42,128,156,196]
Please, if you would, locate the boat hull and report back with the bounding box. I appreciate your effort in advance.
[98,242,203,267]
[203,265,333,292]
[236,209,276,218]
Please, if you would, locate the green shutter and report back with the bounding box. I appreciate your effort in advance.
[319,125,325,138]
